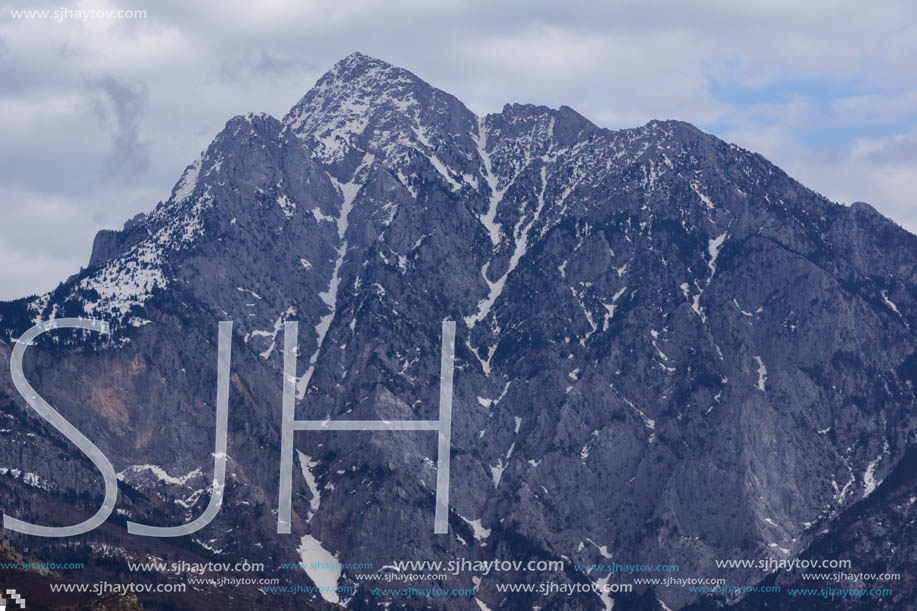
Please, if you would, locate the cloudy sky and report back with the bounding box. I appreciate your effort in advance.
[1,0,915,299]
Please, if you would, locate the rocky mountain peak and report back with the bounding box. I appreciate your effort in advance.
[325,50,401,83]
[283,52,477,177]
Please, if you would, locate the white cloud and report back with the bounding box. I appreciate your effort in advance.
[0,238,84,299]
[724,125,917,234]
[832,90,917,124]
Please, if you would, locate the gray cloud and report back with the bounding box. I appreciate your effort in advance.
[88,74,150,173]
[220,50,318,81]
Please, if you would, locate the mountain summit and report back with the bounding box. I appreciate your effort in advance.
[1,54,915,610]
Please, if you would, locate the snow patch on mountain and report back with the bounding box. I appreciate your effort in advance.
[863,440,889,497]
[460,515,491,541]
[753,356,767,391]
[297,534,341,604]
[118,464,203,487]
[172,158,201,204]
[297,450,321,521]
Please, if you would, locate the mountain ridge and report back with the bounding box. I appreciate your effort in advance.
[1,52,915,610]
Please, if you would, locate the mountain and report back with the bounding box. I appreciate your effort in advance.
[0,538,144,610]
[1,52,915,610]
[706,447,917,611]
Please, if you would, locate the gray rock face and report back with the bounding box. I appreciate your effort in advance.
[1,52,915,610]
[712,447,917,611]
